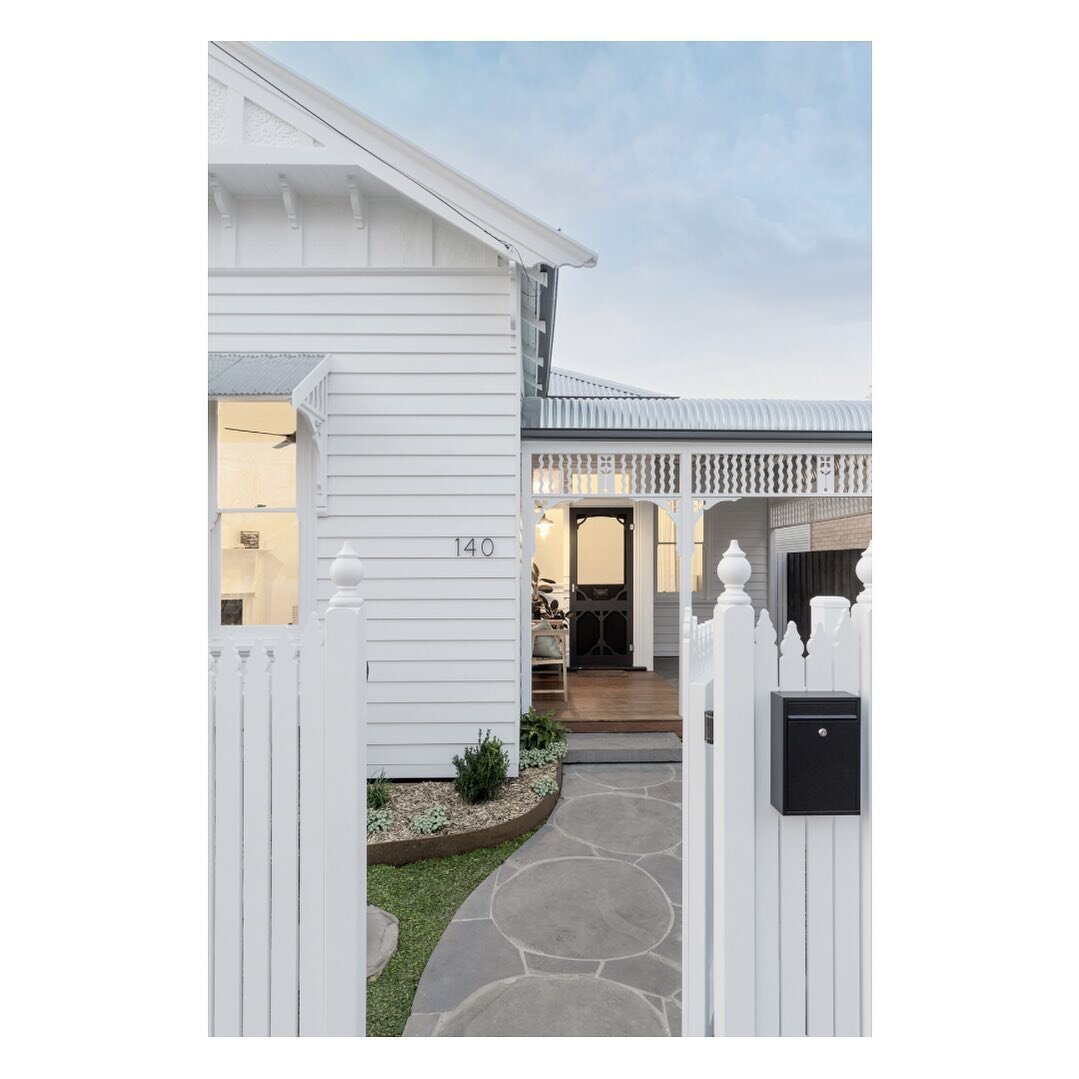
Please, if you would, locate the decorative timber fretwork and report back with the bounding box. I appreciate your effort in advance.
[532,453,682,497]
[529,451,872,500]
[291,365,329,516]
[690,452,871,497]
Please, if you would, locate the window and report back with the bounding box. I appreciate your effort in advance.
[211,400,301,626]
[656,510,704,593]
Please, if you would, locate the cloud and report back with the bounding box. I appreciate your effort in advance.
[257,41,871,398]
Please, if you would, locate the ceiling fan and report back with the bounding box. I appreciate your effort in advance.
[225,427,296,449]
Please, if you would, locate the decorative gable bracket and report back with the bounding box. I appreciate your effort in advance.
[278,174,300,229]
[291,359,330,516]
[208,174,234,228]
[347,176,366,229]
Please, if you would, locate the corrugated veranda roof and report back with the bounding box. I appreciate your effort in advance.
[524,396,872,433]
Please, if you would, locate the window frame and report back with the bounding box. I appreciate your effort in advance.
[208,398,315,635]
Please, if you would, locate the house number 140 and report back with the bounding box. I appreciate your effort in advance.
[455,537,494,557]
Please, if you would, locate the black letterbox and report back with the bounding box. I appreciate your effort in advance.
[770,691,860,816]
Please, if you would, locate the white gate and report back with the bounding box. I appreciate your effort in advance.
[682,540,872,1036]
[208,543,368,1037]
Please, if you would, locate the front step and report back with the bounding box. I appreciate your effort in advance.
[563,719,682,735]
[564,731,682,764]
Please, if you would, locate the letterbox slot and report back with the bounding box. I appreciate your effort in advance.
[781,713,857,721]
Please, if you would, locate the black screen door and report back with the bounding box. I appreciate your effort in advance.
[569,508,633,668]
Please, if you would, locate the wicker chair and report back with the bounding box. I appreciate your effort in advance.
[531,619,569,701]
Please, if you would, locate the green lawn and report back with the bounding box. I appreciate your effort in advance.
[366,829,536,1037]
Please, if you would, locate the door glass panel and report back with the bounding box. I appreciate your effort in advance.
[219,511,299,625]
[218,401,297,509]
[577,515,625,585]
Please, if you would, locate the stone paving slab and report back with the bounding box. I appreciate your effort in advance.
[525,952,602,975]
[565,732,682,764]
[407,762,683,1037]
[494,857,672,959]
[557,792,682,854]
[411,918,524,1014]
[435,974,669,1037]
[567,762,676,788]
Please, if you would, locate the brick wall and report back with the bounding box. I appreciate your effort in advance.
[811,513,872,552]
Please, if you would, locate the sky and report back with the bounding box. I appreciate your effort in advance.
[258,41,871,401]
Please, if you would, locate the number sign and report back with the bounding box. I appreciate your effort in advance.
[455,537,494,557]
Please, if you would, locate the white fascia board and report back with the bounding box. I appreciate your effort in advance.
[209,42,598,270]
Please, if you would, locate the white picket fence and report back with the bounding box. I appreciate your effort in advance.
[208,543,368,1037]
[682,540,872,1036]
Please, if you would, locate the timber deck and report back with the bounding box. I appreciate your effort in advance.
[532,670,682,735]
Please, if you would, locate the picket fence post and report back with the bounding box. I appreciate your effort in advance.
[852,543,873,1035]
[682,608,708,1036]
[712,540,756,1036]
[322,543,368,1036]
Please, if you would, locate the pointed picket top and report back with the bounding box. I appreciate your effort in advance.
[716,539,752,606]
[780,620,803,658]
[833,610,860,693]
[329,542,365,609]
[217,640,243,678]
[855,541,873,606]
[779,620,806,689]
[755,607,777,646]
[806,619,833,690]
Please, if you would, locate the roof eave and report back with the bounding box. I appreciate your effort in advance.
[210,41,598,270]
[521,428,873,443]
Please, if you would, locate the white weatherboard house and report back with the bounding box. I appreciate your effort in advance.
[208,41,872,779]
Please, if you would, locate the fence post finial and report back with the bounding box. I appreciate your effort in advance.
[716,539,752,606]
[328,542,365,609]
[855,541,873,606]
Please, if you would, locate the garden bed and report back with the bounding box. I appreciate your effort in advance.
[368,761,562,867]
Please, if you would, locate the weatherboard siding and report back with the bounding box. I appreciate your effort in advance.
[210,266,521,777]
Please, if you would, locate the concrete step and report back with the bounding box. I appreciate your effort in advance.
[564,731,682,764]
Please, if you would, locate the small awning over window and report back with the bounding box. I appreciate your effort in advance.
[209,352,331,516]
[208,352,327,397]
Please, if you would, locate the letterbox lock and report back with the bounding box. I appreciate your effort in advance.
[819,728,827,737]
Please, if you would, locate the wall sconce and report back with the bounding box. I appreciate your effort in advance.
[537,512,554,540]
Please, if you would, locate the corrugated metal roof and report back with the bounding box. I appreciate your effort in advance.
[208,353,326,396]
[525,396,872,433]
[547,367,671,398]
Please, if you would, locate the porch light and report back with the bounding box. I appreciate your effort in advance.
[537,512,555,539]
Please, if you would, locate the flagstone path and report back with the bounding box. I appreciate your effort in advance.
[403,762,683,1037]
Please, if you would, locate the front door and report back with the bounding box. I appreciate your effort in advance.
[569,508,633,668]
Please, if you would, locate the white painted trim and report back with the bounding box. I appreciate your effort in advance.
[208,266,507,278]
[633,502,655,670]
[209,401,220,631]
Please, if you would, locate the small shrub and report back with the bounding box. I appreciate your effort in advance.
[367,770,391,810]
[367,808,393,834]
[530,776,559,798]
[519,739,568,769]
[409,804,449,835]
[520,706,568,751]
[452,729,509,804]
